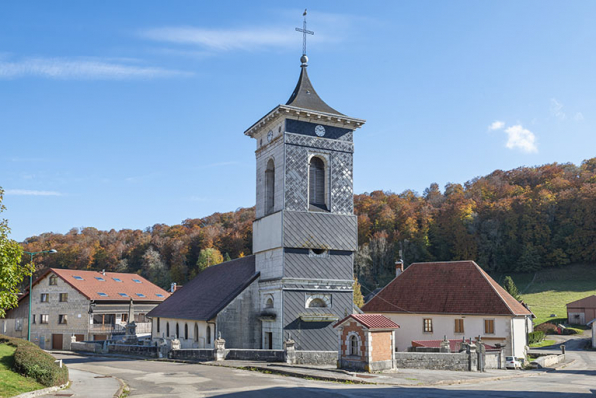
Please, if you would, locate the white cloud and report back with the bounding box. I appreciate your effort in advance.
[140,26,298,51]
[488,121,505,130]
[550,98,566,120]
[0,56,192,80]
[574,112,584,121]
[5,189,62,196]
[504,125,538,153]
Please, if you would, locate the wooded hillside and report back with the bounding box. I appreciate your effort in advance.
[21,158,596,293]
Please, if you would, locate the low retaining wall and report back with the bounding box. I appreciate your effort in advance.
[108,344,160,358]
[170,349,214,361]
[224,349,284,362]
[395,352,470,371]
[71,342,101,353]
[295,351,336,366]
[531,354,565,368]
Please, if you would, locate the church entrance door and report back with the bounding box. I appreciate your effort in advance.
[264,332,272,349]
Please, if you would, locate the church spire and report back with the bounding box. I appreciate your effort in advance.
[286,10,343,116]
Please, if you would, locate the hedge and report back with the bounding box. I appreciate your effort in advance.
[0,335,68,387]
[534,322,558,334]
[528,331,545,345]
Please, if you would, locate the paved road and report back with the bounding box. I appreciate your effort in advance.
[51,334,596,398]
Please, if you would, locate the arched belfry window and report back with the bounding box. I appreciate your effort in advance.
[265,159,275,214]
[194,323,199,343]
[207,325,212,345]
[309,157,326,210]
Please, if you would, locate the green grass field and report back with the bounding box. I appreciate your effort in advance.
[0,344,45,398]
[495,264,596,326]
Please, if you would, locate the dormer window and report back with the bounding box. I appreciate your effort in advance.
[118,293,128,297]
[73,276,83,281]
[309,156,327,211]
[132,279,142,283]
[95,277,105,281]
[113,278,122,282]
[136,293,146,298]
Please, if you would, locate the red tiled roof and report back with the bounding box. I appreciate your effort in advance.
[23,268,170,302]
[411,339,498,352]
[362,261,532,316]
[334,314,400,330]
[566,295,596,309]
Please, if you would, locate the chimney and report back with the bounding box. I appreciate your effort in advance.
[171,282,177,293]
[395,261,404,277]
[102,269,105,276]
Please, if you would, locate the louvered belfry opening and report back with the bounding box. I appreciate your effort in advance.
[265,159,275,214]
[309,156,326,210]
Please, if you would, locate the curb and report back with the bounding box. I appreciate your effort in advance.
[113,376,128,398]
[11,382,69,398]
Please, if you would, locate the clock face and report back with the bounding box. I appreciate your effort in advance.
[267,130,273,142]
[315,125,326,137]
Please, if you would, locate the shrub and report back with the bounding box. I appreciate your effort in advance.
[528,331,545,345]
[535,322,558,334]
[0,335,68,387]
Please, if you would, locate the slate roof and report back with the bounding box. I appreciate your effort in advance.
[147,255,259,321]
[334,314,400,330]
[411,339,499,352]
[566,295,596,308]
[362,261,532,316]
[20,268,170,302]
[285,65,344,116]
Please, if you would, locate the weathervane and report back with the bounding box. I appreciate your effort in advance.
[295,9,314,56]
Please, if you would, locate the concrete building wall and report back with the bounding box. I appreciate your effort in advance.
[252,212,282,254]
[255,126,285,220]
[511,316,528,358]
[378,313,518,356]
[258,282,283,350]
[152,317,214,349]
[217,279,261,349]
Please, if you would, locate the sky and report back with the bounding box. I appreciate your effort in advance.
[1,1,595,242]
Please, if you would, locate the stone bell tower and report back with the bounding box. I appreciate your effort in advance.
[244,16,365,351]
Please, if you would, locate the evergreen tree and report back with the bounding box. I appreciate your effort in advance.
[503,276,521,301]
[353,278,364,308]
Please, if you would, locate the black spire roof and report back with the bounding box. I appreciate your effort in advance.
[285,57,344,116]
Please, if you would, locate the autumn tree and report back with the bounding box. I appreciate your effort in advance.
[353,278,364,308]
[194,248,224,276]
[0,187,26,317]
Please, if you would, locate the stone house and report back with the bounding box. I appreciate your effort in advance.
[362,261,533,359]
[566,295,596,325]
[334,314,399,372]
[1,268,169,350]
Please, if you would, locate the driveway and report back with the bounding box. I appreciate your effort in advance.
[49,335,596,398]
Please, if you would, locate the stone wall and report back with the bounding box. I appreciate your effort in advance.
[531,354,565,368]
[394,352,470,371]
[294,350,336,365]
[108,344,160,358]
[224,349,284,362]
[217,279,261,349]
[170,349,215,361]
[71,341,101,353]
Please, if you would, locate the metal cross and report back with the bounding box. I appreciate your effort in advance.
[295,9,314,56]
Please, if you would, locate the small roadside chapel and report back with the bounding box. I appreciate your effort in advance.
[334,314,400,372]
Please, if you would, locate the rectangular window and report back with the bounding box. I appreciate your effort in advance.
[15,319,23,331]
[157,317,160,333]
[423,318,433,333]
[484,319,495,334]
[121,314,128,322]
[41,314,49,324]
[49,275,57,285]
[455,319,464,334]
[40,293,49,303]
[58,315,68,324]
[59,293,68,302]
[32,315,36,324]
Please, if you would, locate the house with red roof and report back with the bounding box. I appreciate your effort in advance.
[1,268,169,350]
[362,261,533,359]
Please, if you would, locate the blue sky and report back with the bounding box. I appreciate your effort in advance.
[2,1,595,242]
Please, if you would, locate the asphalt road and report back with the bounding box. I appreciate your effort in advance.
[51,334,596,398]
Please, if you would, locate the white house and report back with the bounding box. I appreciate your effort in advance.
[362,261,533,359]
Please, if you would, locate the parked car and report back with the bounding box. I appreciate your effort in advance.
[505,356,522,369]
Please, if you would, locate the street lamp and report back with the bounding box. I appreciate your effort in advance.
[23,249,57,341]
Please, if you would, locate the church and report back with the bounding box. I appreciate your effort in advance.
[147,24,365,351]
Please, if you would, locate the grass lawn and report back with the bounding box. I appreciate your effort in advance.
[0,344,45,398]
[495,264,596,326]
[529,339,557,348]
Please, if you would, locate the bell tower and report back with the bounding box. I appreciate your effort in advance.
[245,14,365,351]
